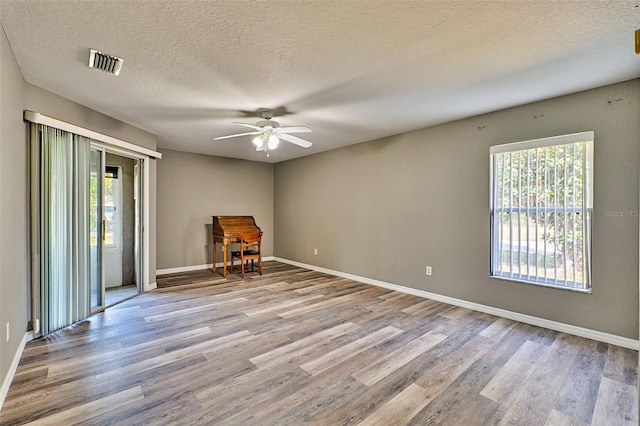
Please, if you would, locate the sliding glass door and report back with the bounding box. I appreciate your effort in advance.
[31,123,147,335]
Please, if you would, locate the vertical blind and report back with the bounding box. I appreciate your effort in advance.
[33,124,91,334]
[490,132,593,291]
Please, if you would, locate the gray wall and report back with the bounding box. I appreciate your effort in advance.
[275,79,639,339]
[24,85,157,151]
[156,149,274,270]
[0,25,28,395]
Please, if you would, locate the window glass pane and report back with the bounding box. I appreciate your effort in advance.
[490,134,592,291]
[105,175,116,247]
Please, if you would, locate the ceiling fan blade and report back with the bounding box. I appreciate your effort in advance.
[279,126,312,134]
[213,131,260,140]
[279,133,313,148]
[233,122,262,130]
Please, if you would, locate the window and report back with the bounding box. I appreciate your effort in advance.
[490,132,593,292]
[104,165,121,250]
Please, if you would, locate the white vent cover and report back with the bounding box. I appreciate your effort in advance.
[88,49,123,76]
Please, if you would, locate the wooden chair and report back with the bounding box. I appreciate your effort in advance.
[230,232,262,278]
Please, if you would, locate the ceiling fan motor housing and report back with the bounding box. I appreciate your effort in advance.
[256,120,279,128]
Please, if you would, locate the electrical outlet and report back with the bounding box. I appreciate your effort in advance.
[314,248,318,255]
[5,322,9,342]
[426,266,432,276]
[390,261,396,270]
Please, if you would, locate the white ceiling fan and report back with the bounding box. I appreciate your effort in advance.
[214,111,312,156]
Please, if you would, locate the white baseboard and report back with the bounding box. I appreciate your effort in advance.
[156,256,275,276]
[274,257,639,351]
[148,282,157,290]
[0,332,33,411]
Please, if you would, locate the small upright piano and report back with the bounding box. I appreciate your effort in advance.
[212,216,262,277]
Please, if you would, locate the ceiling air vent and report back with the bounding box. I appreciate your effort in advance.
[88,49,123,76]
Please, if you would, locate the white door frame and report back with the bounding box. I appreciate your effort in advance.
[104,164,123,288]
[92,142,152,292]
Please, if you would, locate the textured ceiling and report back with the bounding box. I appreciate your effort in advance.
[1,1,639,163]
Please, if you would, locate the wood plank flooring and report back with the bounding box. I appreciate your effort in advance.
[1,261,637,425]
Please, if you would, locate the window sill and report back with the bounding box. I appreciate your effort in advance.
[490,274,592,294]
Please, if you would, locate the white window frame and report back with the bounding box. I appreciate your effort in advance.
[104,165,122,252]
[489,131,594,292]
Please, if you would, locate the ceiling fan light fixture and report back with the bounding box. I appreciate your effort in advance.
[254,135,267,152]
[268,134,279,149]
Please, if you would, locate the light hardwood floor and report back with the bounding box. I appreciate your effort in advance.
[1,261,637,425]
[105,284,138,307]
